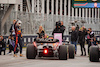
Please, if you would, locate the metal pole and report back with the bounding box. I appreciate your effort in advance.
[37,0,39,14]
[32,0,34,13]
[85,8,88,24]
[20,0,23,12]
[60,0,62,15]
[82,8,84,18]
[75,8,78,17]
[52,0,54,15]
[47,0,49,14]
[64,0,66,16]
[72,7,74,17]
[68,0,70,17]
[56,0,58,15]
[92,8,94,24]
[41,0,44,14]
[79,8,81,17]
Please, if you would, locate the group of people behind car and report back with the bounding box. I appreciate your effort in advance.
[70,26,98,56]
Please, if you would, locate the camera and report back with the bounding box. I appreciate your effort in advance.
[56,21,61,27]
[56,21,61,29]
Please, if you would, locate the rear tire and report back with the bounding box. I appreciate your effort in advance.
[68,45,75,59]
[26,44,37,59]
[89,46,99,62]
[58,45,67,60]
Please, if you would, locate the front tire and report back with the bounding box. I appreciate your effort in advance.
[26,44,37,59]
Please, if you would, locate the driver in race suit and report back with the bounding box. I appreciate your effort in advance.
[14,20,24,57]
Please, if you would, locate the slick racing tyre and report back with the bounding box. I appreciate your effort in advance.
[68,45,75,59]
[26,44,37,59]
[89,46,99,62]
[59,45,67,60]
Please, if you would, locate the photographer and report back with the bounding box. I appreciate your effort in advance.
[52,21,65,39]
[52,21,62,35]
[86,28,94,55]
[0,35,6,55]
[88,28,94,38]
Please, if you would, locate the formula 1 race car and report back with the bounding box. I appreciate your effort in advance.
[26,38,75,60]
[89,46,100,62]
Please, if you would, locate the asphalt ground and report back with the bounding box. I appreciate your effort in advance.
[0,45,100,67]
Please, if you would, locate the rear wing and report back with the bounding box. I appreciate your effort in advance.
[35,38,59,43]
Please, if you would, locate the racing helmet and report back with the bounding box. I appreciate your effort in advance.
[17,20,22,26]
